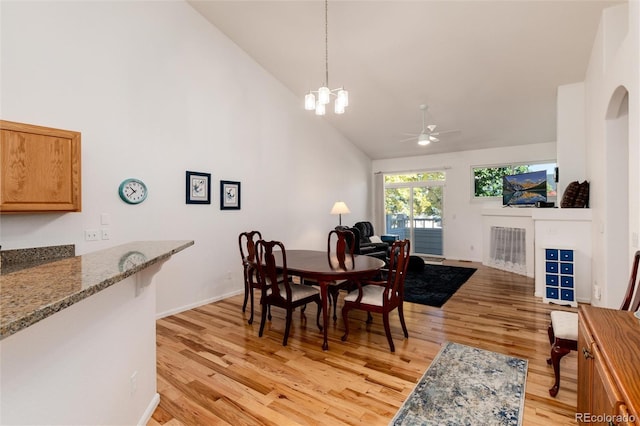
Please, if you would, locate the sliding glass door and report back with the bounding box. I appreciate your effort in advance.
[384,172,445,256]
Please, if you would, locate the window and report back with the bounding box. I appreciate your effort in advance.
[384,171,445,255]
[472,162,557,198]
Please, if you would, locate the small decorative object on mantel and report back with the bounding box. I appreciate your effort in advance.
[220,180,241,210]
[185,171,211,204]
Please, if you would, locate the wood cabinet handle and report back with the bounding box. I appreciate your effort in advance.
[582,347,594,359]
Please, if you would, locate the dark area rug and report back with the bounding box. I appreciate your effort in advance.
[404,264,477,307]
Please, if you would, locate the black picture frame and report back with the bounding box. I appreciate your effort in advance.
[185,171,211,204]
[220,180,241,210]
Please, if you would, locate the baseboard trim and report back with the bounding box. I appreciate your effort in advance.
[156,289,243,319]
[138,393,160,426]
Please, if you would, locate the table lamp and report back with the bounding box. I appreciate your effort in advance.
[330,201,350,226]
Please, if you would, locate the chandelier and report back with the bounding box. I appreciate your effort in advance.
[304,0,349,115]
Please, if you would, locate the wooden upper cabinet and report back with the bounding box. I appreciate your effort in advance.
[1,120,81,213]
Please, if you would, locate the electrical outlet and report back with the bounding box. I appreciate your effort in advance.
[84,229,99,241]
[594,284,601,300]
[101,228,110,240]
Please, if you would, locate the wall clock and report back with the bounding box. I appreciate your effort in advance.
[118,178,147,204]
[118,250,148,272]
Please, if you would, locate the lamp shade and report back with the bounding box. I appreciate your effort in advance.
[330,201,351,215]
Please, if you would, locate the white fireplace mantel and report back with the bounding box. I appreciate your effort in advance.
[481,207,592,302]
[482,208,536,277]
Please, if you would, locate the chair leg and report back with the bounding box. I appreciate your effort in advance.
[258,303,268,337]
[382,312,395,352]
[366,312,373,324]
[316,300,323,331]
[283,308,293,346]
[398,302,409,338]
[341,306,351,341]
[242,271,249,313]
[330,288,339,321]
[248,286,255,325]
[548,343,571,397]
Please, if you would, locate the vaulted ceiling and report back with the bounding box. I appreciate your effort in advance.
[188,0,622,160]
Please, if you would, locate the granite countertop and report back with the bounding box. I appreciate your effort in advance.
[0,240,194,340]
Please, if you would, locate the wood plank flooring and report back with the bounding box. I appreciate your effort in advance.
[150,261,579,425]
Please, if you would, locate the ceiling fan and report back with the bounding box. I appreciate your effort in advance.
[400,104,458,146]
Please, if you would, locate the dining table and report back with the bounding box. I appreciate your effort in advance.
[273,249,385,350]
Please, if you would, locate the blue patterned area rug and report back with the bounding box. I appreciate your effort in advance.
[391,342,528,426]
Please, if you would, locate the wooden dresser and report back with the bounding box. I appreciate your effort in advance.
[578,305,640,425]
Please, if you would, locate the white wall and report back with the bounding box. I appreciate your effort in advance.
[0,1,372,316]
[1,268,159,426]
[583,2,639,308]
[557,82,586,197]
[372,142,556,262]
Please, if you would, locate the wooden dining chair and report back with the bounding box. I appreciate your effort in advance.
[547,250,640,396]
[301,229,357,321]
[239,230,267,324]
[255,240,323,346]
[341,239,410,352]
[327,229,357,320]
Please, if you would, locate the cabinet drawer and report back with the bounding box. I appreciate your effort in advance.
[561,276,574,288]
[546,262,559,273]
[560,250,574,261]
[560,262,574,275]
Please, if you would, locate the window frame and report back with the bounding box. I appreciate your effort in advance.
[470,160,557,202]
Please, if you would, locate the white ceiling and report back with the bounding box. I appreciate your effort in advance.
[187,0,622,160]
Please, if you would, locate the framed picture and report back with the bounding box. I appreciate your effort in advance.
[185,171,211,204]
[220,180,241,210]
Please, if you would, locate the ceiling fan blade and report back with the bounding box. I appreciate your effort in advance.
[430,136,440,143]
[398,136,417,143]
[401,132,420,137]
[426,124,437,132]
[432,129,461,136]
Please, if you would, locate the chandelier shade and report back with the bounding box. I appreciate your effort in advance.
[305,0,348,115]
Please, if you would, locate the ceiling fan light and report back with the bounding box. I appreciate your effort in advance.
[305,92,316,110]
[315,101,326,116]
[318,86,331,105]
[418,134,430,146]
[337,89,349,107]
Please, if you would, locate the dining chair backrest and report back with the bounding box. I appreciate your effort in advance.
[239,231,262,266]
[238,230,264,323]
[255,239,291,301]
[327,229,355,269]
[385,239,411,303]
[620,250,640,311]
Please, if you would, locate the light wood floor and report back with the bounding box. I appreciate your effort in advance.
[149,261,579,425]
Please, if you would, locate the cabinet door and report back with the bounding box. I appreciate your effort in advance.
[0,121,81,212]
[591,345,624,425]
[578,317,594,417]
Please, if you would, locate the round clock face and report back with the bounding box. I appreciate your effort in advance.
[118,251,148,272]
[119,178,147,204]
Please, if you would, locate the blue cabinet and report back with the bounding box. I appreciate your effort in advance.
[543,248,577,307]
